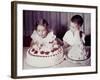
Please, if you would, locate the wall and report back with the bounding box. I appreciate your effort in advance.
[0,0,100,80]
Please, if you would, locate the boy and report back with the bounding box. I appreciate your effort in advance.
[63,15,87,61]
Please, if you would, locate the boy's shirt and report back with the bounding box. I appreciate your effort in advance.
[63,30,85,46]
[63,30,87,60]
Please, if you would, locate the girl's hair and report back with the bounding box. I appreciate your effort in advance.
[71,15,84,27]
[35,19,48,30]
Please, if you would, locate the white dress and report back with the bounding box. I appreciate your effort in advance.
[31,30,56,48]
[63,30,88,61]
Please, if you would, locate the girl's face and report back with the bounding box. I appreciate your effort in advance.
[70,22,79,32]
[37,25,48,38]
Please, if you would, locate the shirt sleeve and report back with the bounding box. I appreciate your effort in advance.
[63,30,82,46]
[63,30,74,46]
[31,30,38,42]
[31,31,35,39]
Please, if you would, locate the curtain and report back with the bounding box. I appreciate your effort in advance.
[23,10,91,40]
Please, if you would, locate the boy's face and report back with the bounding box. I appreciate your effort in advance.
[70,22,80,32]
[37,25,48,38]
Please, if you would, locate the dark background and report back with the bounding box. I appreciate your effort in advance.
[23,10,91,47]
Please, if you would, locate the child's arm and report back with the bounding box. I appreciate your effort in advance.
[55,38,63,46]
[63,41,70,48]
[81,32,85,44]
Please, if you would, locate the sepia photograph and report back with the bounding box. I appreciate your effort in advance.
[23,10,91,69]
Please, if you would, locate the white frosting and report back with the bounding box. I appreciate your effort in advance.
[25,47,64,67]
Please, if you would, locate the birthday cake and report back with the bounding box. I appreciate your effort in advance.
[25,33,64,67]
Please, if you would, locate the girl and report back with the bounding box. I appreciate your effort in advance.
[30,19,62,54]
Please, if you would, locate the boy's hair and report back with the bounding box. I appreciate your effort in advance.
[36,19,48,29]
[71,15,84,26]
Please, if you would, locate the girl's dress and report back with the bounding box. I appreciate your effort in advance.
[31,30,56,49]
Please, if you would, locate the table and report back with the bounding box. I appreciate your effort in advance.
[23,47,91,69]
